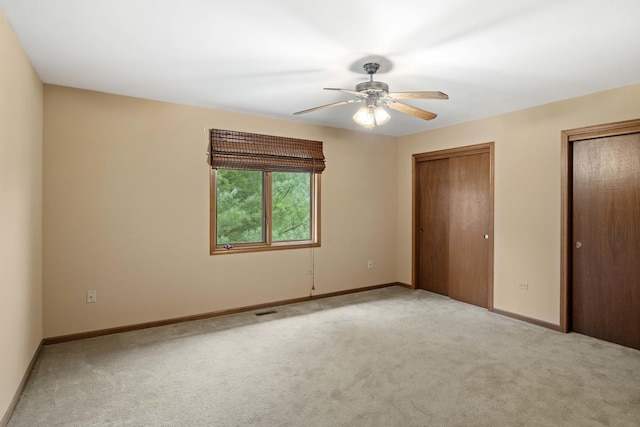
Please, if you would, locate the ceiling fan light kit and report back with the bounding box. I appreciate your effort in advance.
[294,62,448,129]
[353,103,390,129]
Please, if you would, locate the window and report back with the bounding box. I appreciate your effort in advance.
[209,129,324,254]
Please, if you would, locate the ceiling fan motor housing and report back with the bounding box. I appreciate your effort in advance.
[355,81,389,94]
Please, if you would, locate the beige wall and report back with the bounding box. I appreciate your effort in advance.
[0,11,43,421]
[43,85,398,337]
[397,82,640,325]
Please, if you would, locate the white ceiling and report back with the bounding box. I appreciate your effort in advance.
[2,0,640,137]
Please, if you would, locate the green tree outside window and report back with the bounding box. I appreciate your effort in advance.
[216,169,312,246]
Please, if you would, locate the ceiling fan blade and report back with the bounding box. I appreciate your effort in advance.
[389,91,449,100]
[293,99,357,115]
[324,88,367,98]
[387,102,438,121]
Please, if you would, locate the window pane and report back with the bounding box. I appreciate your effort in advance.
[272,172,311,241]
[216,169,264,244]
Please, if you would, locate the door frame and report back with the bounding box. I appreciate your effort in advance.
[411,142,495,311]
[560,118,640,332]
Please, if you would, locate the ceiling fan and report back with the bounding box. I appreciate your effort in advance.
[294,62,448,129]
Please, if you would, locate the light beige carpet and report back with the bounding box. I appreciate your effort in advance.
[8,286,640,426]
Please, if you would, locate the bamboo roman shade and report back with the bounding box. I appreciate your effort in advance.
[209,129,325,173]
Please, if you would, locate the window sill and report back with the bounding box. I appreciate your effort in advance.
[210,241,320,256]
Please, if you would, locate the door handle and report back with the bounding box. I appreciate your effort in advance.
[419,228,424,233]
[484,234,489,240]
[575,241,582,248]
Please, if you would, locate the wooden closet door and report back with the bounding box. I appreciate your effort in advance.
[414,148,492,309]
[448,153,491,308]
[416,159,449,295]
[572,133,640,350]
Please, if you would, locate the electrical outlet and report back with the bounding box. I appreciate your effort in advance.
[86,290,97,303]
[367,260,373,269]
[518,283,529,290]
